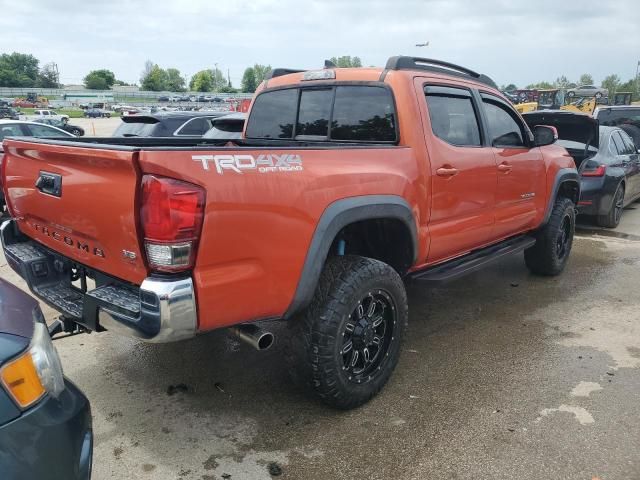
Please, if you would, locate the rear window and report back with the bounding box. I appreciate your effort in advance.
[113,121,158,137]
[245,89,297,139]
[246,85,397,143]
[113,117,184,137]
[597,108,640,128]
[175,117,213,136]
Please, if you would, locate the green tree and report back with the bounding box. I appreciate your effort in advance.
[503,83,517,92]
[37,62,59,88]
[0,52,39,87]
[141,64,168,91]
[241,67,257,93]
[252,64,271,85]
[617,78,639,101]
[601,74,621,97]
[140,60,154,85]
[189,70,214,92]
[83,69,116,89]
[329,56,362,68]
[219,85,238,93]
[579,73,594,85]
[114,79,133,86]
[165,68,186,92]
[525,81,554,89]
[554,75,571,89]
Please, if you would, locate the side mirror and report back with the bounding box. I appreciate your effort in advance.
[533,125,558,147]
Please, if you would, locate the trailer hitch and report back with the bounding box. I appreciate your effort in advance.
[48,316,90,341]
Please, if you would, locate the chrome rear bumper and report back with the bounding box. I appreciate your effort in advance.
[1,219,197,343]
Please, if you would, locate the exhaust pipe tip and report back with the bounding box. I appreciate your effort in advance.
[230,324,274,351]
[256,331,274,350]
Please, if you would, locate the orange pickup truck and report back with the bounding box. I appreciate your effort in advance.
[1,57,579,408]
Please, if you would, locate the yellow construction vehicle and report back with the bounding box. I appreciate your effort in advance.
[515,89,561,114]
[515,88,598,115]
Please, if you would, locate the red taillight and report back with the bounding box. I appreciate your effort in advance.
[581,165,606,177]
[140,175,205,272]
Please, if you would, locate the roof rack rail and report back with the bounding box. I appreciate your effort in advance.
[384,56,497,89]
[264,68,306,80]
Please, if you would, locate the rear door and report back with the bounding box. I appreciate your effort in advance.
[2,139,148,284]
[479,93,546,240]
[612,130,640,199]
[419,82,497,263]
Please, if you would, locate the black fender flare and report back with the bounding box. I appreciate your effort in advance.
[541,167,580,226]
[284,195,418,319]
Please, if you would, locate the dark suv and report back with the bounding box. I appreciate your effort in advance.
[594,105,640,149]
[113,111,226,137]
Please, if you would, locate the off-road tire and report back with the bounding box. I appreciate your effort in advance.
[524,197,575,276]
[597,183,624,228]
[285,255,408,410]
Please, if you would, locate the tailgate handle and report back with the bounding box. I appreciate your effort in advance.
[36,171,62,197]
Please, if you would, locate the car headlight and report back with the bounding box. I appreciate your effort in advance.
[0,310,65,409]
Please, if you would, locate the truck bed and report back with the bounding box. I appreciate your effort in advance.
[14,136,400,150]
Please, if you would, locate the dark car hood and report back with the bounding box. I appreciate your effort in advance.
[0,279,36,339]
[523,111,599,149]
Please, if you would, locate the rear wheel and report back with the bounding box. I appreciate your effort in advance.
[595,92,603,99]
[525,197,575,276]
[285,256,407,409]
[597,184,624,228]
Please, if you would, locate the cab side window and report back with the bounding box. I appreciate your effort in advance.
[619,131,636,154]
[611,132,627,155]
[482,99,525,148]
[424,86,481,147]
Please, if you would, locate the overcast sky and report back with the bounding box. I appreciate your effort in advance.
[1,0,638,89]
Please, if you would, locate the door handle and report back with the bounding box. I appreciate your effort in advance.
[436,166,459,177]
[497,163,512,173]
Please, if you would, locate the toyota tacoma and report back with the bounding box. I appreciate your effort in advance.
[0,57,579,409]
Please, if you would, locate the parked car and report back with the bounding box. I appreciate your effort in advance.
[34,117,85,136]
[83,109,111,118]
[12,100,37,108]
[202,112,246,140]
[524,110,640,228]
[28,109,69,123]
[113,111,225,137]
[0,119,75,148]
[0,279,92,480]
[566,85,608,98]
[594,105,640,150]
[157,95,170,102]
[0,56,579,409]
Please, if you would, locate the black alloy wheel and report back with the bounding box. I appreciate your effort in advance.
[556,214,572,260]
[340,290,396,384]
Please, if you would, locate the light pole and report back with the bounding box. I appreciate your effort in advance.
[635,60,640,100]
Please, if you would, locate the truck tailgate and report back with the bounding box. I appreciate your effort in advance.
[2,139,148,285]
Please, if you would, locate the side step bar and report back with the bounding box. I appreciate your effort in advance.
[409,235,536,284]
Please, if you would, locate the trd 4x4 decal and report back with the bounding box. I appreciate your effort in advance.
[193,154,303,174]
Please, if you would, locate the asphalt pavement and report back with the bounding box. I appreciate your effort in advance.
[1,206,639,480]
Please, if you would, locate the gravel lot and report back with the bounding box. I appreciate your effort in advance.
[1,206,640,479]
